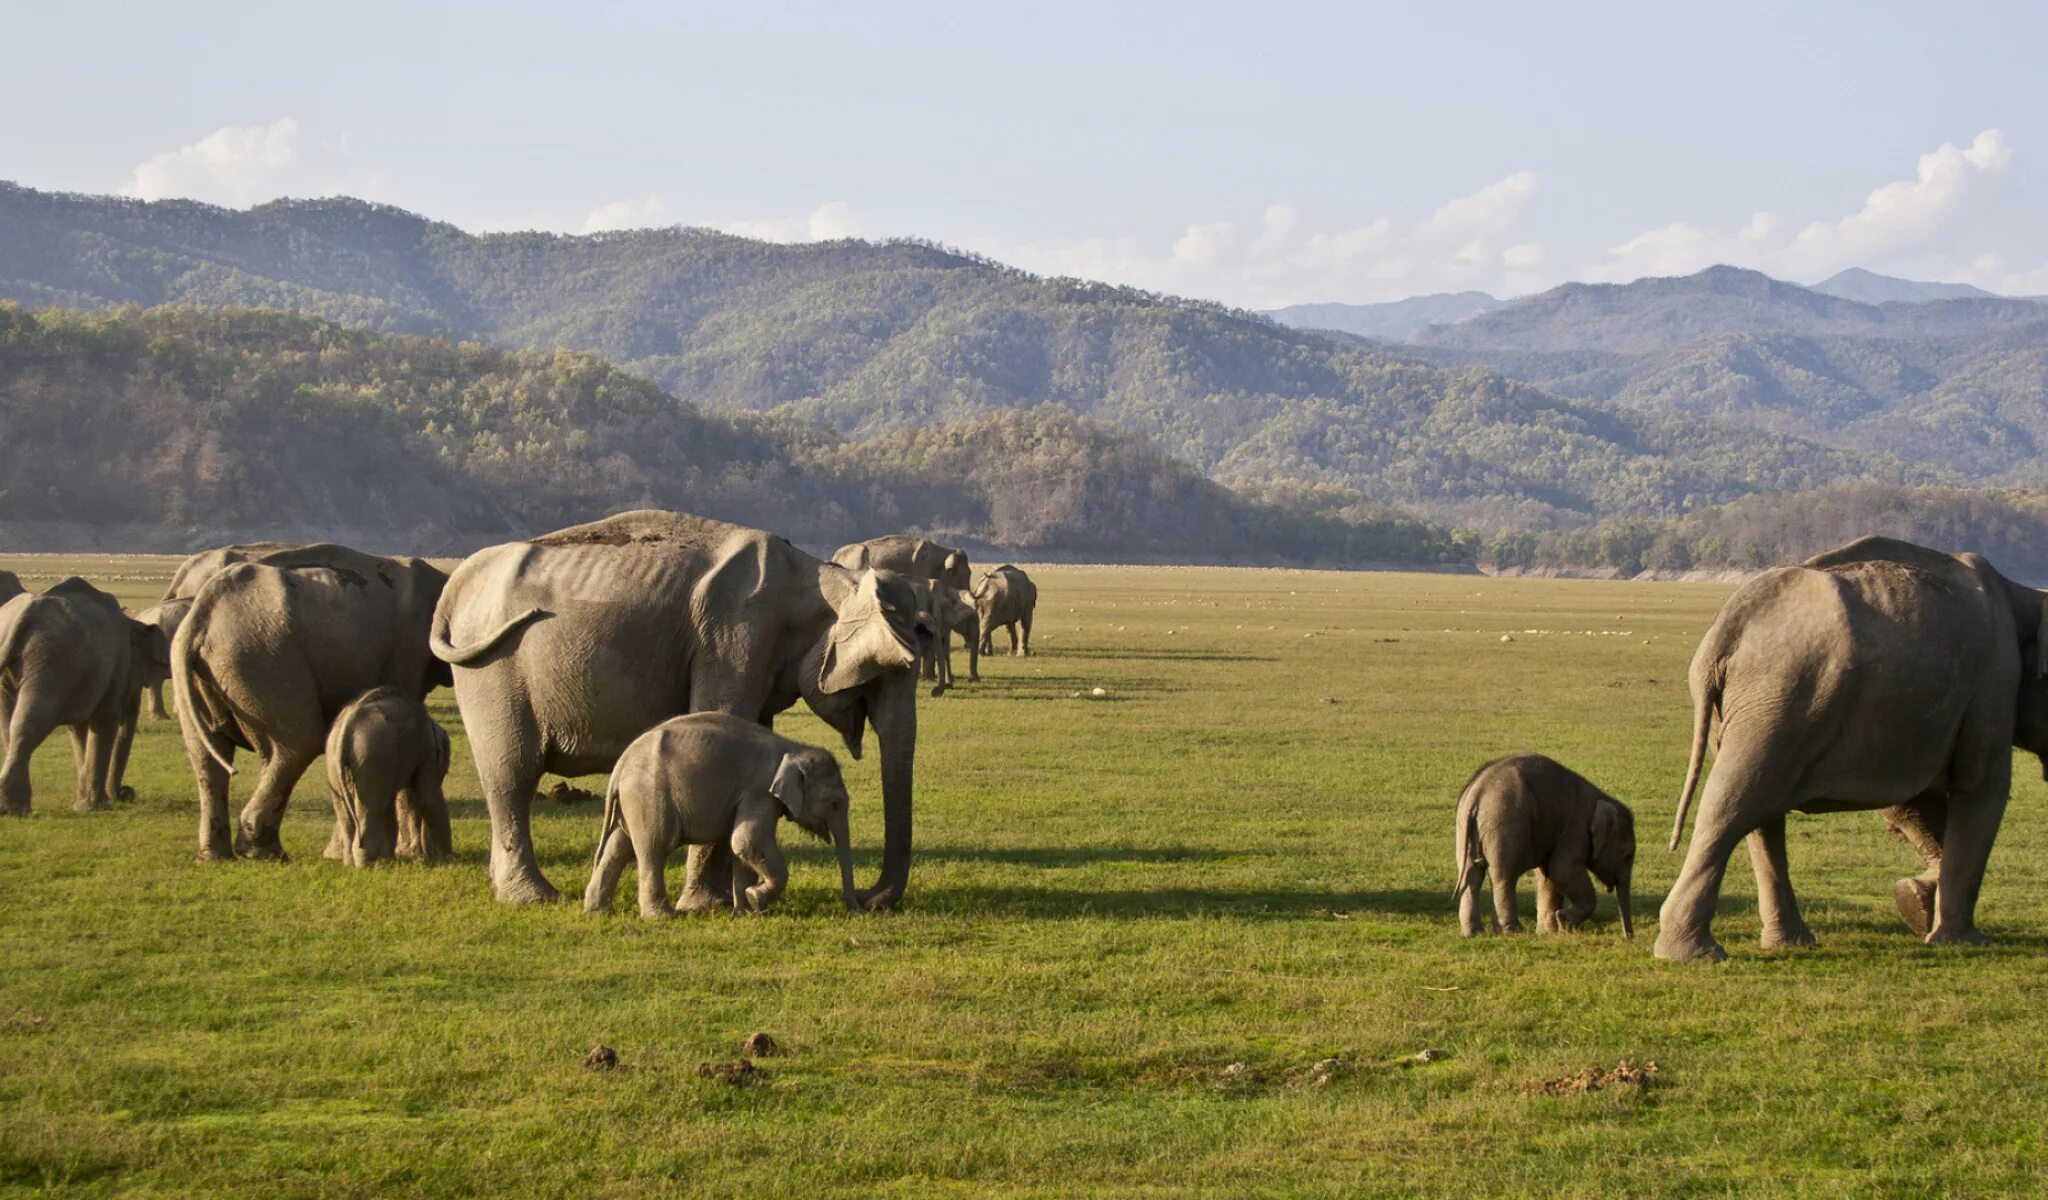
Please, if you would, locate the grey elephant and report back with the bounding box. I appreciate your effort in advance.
[1661,536,2048,962]
[0,571,24,606]
[145,543,303,719]
[173,544,450,862]
[130,598,194,720]
[324,685,453,867]
[912,580,979,693]
[833,535,972,591]
[1454,755,1635,938]
[584,713,858,917]
[0,578,169,814]
[973,564,1036,657]
[430,510,929,908]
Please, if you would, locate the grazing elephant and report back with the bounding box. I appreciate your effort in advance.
[974,565,1036,657]
[834,535,971,591]
[585,713,858,917]
[430,510,930,908]
[173,544,450,862]
[130,598,194,720]
[324,685,453,867]
[0,578,169,814]
[1453,755,1636,938]
[1660,536,2048,962]
[912,580,979,693]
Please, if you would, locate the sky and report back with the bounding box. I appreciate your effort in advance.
[9,1,2047,306]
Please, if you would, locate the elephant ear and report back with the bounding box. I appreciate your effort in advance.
[129,618,170,667]
[769,753,808,822]
[1590,801,1619,866]
[818,569,918,694]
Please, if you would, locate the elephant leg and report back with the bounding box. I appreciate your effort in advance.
[79,715,119,813]
[236,748,315,861]
[0,699,58,816]
[584,824,633,913]
[732,817,788,913]
[397,774,452,863]
[184,731,235,860]
[1550,864,1599,932]
[110,692,140,802]
[1656,733,1791,962]
[1007,623,1022,656]
[467,712,555,904]
[1927,784,2007,947]
[1747,816,1815,949]
[1020,612,1033,656]
[1882,796,1947,938]
[966,628,980,682]
[68,726,94,812]
[146,680,168,720]
[634,838,675,919]
[1534,871,1562,933]
[1457,863,1488,936]
[1490,872,1523,933]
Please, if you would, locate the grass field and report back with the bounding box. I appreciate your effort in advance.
[5,556,2048,1196]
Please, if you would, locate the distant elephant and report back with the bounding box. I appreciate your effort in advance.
[0,578,169,814]
[834,535,971,591]
[130,598,194,720]
[173,544,450,861]
[1660,536,2048,962]
[0,571,25,606]
[974,564,1036,657]
[912,580,979,693]
[585,712,858,917]
[430,510,930,908]
[1453,754,1635,938]
[324,685,452,867]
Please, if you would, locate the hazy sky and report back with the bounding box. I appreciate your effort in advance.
[11,1,2046,305]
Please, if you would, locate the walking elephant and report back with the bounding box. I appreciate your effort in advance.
[0,578,169,814]
[1660,536,2048,962]
[430,510,931,908]
[834,535,971,591]
[173,544,450,861]
[974,565,1036,657]
[912,580,978,693]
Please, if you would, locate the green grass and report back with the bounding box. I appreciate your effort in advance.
[4,557,2047,1196]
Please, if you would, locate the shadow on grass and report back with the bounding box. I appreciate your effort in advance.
[921,845,1240,868]
[912,884,1448,920]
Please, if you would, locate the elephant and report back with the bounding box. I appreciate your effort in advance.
[324,685,453,867]
[834,535,971,591]
[429,510,930,908]
[172,544,450,862]
[584,712,858,917]
[0,578,169,814]
[1453,754,1635,938]
[146,543,303,719]
[0,571,24,606]
[973,565,1036,657]
[1659,536,2048,962]
[912,580,979,693]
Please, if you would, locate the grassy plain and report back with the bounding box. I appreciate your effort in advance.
[3,556,2046,1196]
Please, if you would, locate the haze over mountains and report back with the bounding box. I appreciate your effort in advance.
[2,181,2045,566]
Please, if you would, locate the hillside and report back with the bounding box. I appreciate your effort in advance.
[1809,268,1996,305]
[0,185,1947,530]
[1263,292,1503,341]
[0,303,1473,564]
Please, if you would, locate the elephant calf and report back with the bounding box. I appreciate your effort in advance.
[585,713,860,917]
[973,564,1036,658]
[324,686,452,867]
[1453,755,1636,938]
[914,581,979,692]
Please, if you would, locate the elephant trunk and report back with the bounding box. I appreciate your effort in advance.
[831,807,859,915]
[1617,870,1635,939]
[866,672,917,910]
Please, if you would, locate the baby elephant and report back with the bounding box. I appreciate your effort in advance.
[1453,754,1635,938]
[324,686,452,867]
[584,713,859,917]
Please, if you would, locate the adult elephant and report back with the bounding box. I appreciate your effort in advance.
[430,510,929,908]
[145,543,303,718]
[1660,536,2048,962]
[0,578,169,814]
[173,544,449,861]
[834,535,971,591]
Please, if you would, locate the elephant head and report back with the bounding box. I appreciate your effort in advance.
[1590,797,1636,939]
[771,748,860,914]
[125,617,172,696]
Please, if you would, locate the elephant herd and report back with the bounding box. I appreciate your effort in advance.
[2,523,2043,964]
[0,512,1039,916]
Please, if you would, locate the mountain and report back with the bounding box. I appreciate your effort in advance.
[0,302,1472,565]
[1412,265,2044,356]
[1810,267,1996,306]
[1263,292,1504,342]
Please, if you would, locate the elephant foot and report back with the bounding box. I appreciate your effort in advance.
[676,888,732,914]
[855,882,902,912]
[1654,928,1728,963]
[1759,924,1817,950]
[1893,877,1937,938]
[1924,924,1990,947]
[73,796,112,813]
[236,843,290,864]
[118,786,136,804]
[0,803,28,818]
[491,870,560,905]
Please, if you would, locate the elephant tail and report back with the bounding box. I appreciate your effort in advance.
[1670,661,1722,851]
[170,605,238,777]
[1452,772,1485,901]
[591,768,624,874]
[430,607,547,666]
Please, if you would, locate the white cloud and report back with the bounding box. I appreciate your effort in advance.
[579,196,667,234]
[120,119,306,205]
[723,201,862,243]
[1591,129,2014,283]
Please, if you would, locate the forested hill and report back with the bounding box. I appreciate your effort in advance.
[0,303,1469,565]
[0,184,1946,529]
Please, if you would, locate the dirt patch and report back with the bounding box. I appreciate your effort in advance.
[697,1058,767,1086]
[1521,1059,1659,1096]
[543,782,602,806]
[582,1044,617,1070]
[741,1032,780,1058]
